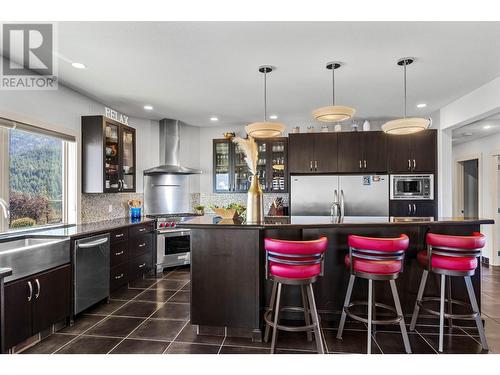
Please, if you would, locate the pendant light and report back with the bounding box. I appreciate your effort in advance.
[245,65,285,138]
[313,61,355,122]
[382,57,431,135]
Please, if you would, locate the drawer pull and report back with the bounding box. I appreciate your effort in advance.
[138,228,146,232]
[138,243,146,248]
[138,263,146,268]
[114,273,124,280]
[115,251,124,256]
[115,233,124,238]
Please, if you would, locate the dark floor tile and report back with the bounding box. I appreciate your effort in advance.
[423,333,487,354]
[56,336,121,354]
[85,299,127,316]
[323,329,382,354]
[166,342,219,354]
[223,336,271,349]
[86,316,144,338]
[169,291,190,303]
[174,323,224,345]
[110,339,170,354]
[374,332,435,354]
[128,278,158,289]
[152,279,188,291]
[22,334,77,354]
[164,271,190,281]
[112,301,163,318]
[414,324,470,336]
[273,331,319,351]
[482,302,500,319]
[130,319,186,341]
[58,315,106,335]
[181,282,190,291]
[320,315,366,330]
[151,303,190,321]
[220,345,270,354]
[276,349,315,354]
[110,287,143,300]
[133,289,175,303]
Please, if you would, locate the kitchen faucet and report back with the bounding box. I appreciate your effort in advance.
[0,198,9,219]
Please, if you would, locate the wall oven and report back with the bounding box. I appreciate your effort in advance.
[390,174,434,200]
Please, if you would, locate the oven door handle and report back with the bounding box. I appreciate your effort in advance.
[157,230,191,237]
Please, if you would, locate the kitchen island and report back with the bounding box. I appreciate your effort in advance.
[179,215,494,341]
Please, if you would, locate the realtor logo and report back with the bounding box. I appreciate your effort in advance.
[1,23,58,90]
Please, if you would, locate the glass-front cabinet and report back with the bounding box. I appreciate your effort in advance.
[82,116,136,193]
[213,137,288,193]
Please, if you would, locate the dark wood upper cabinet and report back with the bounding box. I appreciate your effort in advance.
[361,132,387,173]
[338,132,362,173]
[213,137,288,193]
[288,133,337,173]
[82,115,136,193]
[387,129,437,173]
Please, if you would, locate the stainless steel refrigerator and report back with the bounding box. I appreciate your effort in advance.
[290,175,389,216]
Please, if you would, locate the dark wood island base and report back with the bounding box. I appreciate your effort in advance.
[179,216,494,341]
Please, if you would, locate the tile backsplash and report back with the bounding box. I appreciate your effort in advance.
[199,193,289,214]
[81,193,144,223]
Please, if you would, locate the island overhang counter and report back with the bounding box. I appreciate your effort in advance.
[178,216,494,341]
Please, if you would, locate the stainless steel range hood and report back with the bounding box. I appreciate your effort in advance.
[144,118,202,175]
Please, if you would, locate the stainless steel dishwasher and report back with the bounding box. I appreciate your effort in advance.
[74,233,110,315]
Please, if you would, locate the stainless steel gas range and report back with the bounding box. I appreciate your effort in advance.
[148,214,194,274]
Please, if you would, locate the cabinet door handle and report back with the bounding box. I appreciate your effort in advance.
[413,204,417,215]
[115,233,124,239]
[115,251,124,256]
[138,228,146,232]
[359,160,362,169]
[364,160,367,169]
[314,160,318,171]
[138,242,146,248]
[408,204,412,215]
[115,273,124,280]
[27,281,33,302]
[408,159,411,170]
[35,279,41,299]
[310,161,313,171]
[138,263,146,268]
[413,159,416,170]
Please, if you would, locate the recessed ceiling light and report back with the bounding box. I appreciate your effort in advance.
[210,117,218,122]
[71,62,86,69]
[269,114,278,120]
[144,105,153,110]
[463,132,473,137]
[483,125,492,130]
[417,103,427,108]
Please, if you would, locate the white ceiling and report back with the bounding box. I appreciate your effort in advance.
[452,113,500,144]
[49,22,500,127]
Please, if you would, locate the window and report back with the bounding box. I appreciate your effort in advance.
[0,118,76,233]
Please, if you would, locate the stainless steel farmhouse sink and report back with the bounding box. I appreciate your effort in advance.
[0,236,70,283]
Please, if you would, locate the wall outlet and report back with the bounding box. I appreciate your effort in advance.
[108,204,113,213]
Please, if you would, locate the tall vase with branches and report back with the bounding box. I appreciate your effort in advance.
[232,136,264,224]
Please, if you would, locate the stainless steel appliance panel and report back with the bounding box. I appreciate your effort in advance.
[339,175,389,216]
[156,229,191,273]
[74,234,110,315]
[390,174,434,200]
[290,175,339,216]
[144,174,190,215]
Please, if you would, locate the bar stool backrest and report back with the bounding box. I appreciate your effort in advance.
[347,234,409,275]
[264,237,328,278]
[425,232,485,269]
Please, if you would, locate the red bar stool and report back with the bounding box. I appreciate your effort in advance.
[263,237,328,354]
[409,232,488,352]
[337,234,412,354]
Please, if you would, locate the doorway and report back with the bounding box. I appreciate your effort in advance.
[454,156,480,218]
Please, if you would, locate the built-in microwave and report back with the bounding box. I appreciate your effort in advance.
[390,174,434,200]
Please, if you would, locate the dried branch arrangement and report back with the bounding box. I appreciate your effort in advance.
[232,136,258,175]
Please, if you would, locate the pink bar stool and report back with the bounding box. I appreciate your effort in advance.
[409,232,488,352]
[337,234,412,354]
[263,237,328,354]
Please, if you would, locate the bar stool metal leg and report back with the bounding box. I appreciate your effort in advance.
[372,281,377,334]
[367,279,373,354]
[264,281,278,343]
[337,275,355,339]
[306,284,325,354]
[301,286,313,341]
[390,280,412,354]
[439,274,446,352]
[447,276,453,329]
[270,282,282,354]
[464,276,489,350]
[410,269,428,331]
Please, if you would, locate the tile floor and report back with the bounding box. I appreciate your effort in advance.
[22,265,500,354]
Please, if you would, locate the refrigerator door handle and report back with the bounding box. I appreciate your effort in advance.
[310,161,313,171]
[340,189,345,218]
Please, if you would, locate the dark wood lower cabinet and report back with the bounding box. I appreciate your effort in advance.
[4,264,71,349]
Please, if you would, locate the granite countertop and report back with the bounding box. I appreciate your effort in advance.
[178,215,495,229]
[0,217,154,241]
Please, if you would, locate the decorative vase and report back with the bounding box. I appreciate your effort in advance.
[246,175,264,224]
[363,120,371,131]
